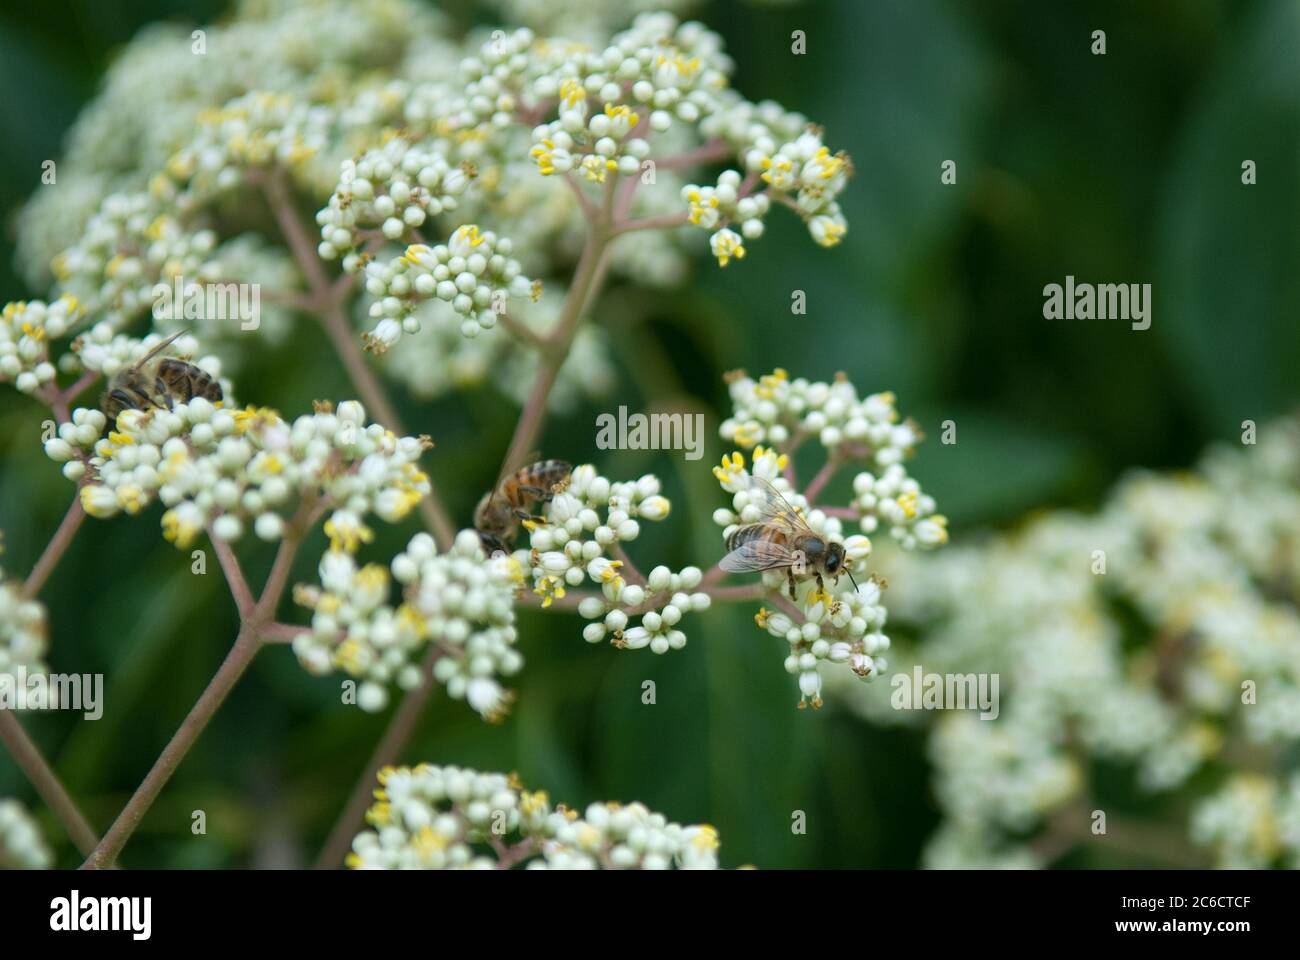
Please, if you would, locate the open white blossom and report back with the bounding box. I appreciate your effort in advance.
[16,0,446,289]
[294,530,522,718]
[19,2,852,426]
[0,552,50,709]
[708,371,945,708]
[835,415,1300,867]
[47,382,430,551]
[516,464,710,653]
[1191,774,1300,869]
[0,799,53,870]
[359,226,537,346]
[347,763,720,869]
[0,297,85,396]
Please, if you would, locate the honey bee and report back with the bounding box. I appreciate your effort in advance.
[474,458,573,556]
[101,330,222,429]
[720,474,859,601]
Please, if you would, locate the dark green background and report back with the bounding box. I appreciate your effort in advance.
[1,0,1296,867]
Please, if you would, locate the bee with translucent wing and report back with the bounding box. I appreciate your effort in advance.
[100,330,222,431]
[473,457,572,557]
[719,474,858,601]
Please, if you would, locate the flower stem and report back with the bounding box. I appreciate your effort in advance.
[316,181,624,868]
[0,710,101,858]
[500,217,614,474]
[80,625,263,869]
[260,168,457,550]
[803,456,840,505]
[611,211,689,235]
[81,513,310,869]
[313,646,443,869]
[208,523,255,618]
[22,496,85,601]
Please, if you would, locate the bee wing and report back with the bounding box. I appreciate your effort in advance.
[483,448,541,512]
[719,532,801,573]
[130,329,189,371]
[741,474,814,536]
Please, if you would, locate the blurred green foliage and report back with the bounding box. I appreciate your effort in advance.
[0,0,1296,868]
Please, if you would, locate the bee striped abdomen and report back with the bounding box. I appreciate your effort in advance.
[726,524,784,553]
[158,358,222,403]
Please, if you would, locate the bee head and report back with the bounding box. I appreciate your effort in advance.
[825,542,860,592]
[824,541,845,575]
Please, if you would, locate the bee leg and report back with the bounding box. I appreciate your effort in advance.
[154,376,174,410]
[816,573,825,596]
[788,569,798,602]
[518,485,549,501]
[478,532,507,558]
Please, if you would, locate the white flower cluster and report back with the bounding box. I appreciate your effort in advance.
[706,371,945,708]
[1190,774,1300,869]
[847,416,1300,867]
[156,91,331,213]
[39,195,294,364]
[294,530,522,718]
[698,99,851,252]
[721,369,947,548]
[527,16,730,177]
[316,138,474,261]
[348,763,720,869]
[485,0,693,44]
[0,554,50,705]
[18,3,851,428]
[377,289,615,411]
[516,465,711,651]
[0,799,53,870]
[0,297,85,395]
[46,387,429,552]
[359,225,537,346]
[16,0,444,289]
[681,170,769,266]
[713,446,882,708]
[52,193,220,333]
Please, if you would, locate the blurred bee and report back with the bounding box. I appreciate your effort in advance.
[719,474,858,601]
[101,330,222,429]
[474,457,572,556]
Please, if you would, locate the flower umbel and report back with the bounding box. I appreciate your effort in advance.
[347,763,721,869]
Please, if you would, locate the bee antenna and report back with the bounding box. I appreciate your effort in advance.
[847,569,859,593]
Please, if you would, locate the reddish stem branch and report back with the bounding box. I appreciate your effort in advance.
[654,139,732,171]
[208,523,255,618]
[22,496,85,601]
[313,647,444,869]
[563,173,598,222]
[81,626,264,869]
[803,458,840,504]
[259,622,309,643]
[0,710,101,858]
[499,218,614,477]
[82,503,315,869]
[260,169,457,550]
[611,211,690,235]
